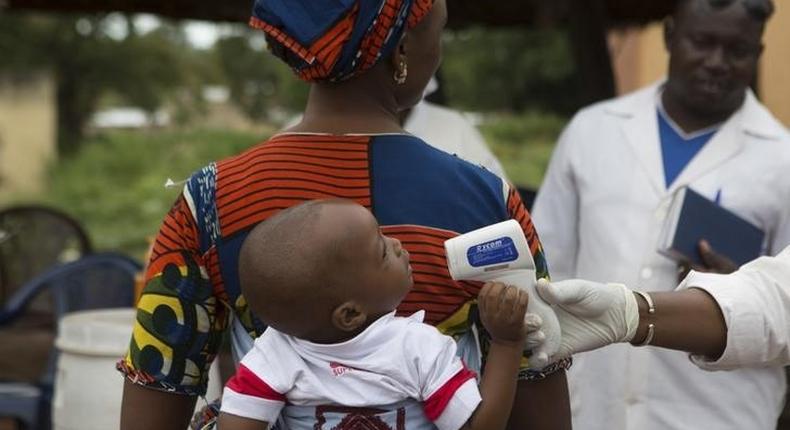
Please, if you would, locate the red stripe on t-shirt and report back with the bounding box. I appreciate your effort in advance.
[423,367,478,421]
[226,364,285,402]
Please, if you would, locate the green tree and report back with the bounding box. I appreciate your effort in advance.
[442,27,580,114]
[113,26,190,114]
[213,33,308,120]
[0,13,192,154]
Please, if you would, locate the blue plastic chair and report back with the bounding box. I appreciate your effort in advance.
[0,253,141,430]
[0,205,93,306]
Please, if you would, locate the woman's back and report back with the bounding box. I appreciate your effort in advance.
[120,132,550,395]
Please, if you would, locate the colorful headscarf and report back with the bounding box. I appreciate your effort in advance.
[250,0,434,83]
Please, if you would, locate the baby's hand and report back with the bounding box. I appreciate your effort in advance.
[478,282,530,346]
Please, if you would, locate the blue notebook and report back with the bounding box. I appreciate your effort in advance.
[658,187,765,266]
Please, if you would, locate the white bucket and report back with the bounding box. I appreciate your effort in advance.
[52,308,222,430]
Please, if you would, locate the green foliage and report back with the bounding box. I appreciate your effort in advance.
[0,13,194,153]
[32,128,273,258]
[0,15,53,79]
[480,111,566,188]
[442,27,580,115]
[213,34,309,120]
[113,27,191,113]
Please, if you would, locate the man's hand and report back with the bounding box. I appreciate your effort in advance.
[678,239,738,281]
[478,282,530,346]
[523,313,549,367]
[536,279,639,360]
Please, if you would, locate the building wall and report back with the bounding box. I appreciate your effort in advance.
[609,4,790,126]
[609,23,668,95]
[761,1,790,126]
[0,75,56,201]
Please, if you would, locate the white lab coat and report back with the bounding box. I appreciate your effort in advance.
[532,81,790,430]
[680,246,790,371]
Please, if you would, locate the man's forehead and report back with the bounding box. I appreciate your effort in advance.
[679,0,768,21]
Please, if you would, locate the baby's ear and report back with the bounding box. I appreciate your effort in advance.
[332,302,368,332]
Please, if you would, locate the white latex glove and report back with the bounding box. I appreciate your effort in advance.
[523,313,549,369]
[536,278,640,361]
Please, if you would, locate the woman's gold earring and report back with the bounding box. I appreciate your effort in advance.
[394,60,408,85]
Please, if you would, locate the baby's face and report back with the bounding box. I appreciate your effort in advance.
[327,203,413,315]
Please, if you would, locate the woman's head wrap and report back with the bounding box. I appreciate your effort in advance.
[250,0,434,83]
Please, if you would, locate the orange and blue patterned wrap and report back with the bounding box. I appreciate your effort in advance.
[249,0,433,82]
[118,134,570,397]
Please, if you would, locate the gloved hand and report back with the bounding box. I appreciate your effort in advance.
[536,278,640,361]
[523,313,549,369]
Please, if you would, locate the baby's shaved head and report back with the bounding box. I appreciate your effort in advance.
[238,199,359,337]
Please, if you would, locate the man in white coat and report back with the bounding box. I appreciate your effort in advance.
[531,0,790,428]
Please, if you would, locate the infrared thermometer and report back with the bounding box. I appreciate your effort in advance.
[444,220,561,365]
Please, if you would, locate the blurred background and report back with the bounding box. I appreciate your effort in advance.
[0,1,788,259]
[0,2,788,428]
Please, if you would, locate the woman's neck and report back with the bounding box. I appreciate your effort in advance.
[288,71,406,135]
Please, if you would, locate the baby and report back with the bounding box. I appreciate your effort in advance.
[218,199,535,430]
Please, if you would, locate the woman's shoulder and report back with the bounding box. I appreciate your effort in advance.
[371,133,501,179]
[368,133,509,232]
